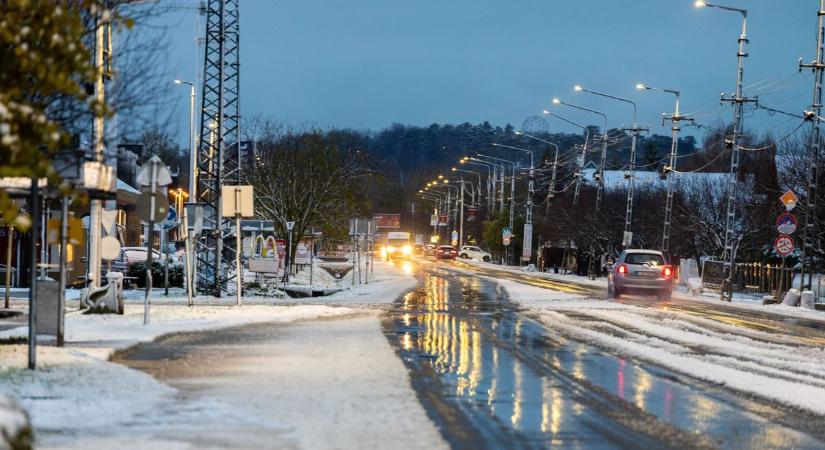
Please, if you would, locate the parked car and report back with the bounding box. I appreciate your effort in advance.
[424,244,437,256]
[608,249,673,300]
[436,245,457,260]
[119,247,165,265]
[458,246,491,262]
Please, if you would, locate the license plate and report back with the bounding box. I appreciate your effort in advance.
[635,271,657,278]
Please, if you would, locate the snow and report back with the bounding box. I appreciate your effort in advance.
[0,258,432,449]
[485,276,825,416]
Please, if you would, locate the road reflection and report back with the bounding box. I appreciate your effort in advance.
[386,268,825,449]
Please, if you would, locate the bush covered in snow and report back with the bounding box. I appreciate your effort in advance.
[0,395,32,450]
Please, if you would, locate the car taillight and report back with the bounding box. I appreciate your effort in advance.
[661,265,673,278]
[617,264,628,274]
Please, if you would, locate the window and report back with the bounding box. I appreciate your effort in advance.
[625,253,664,266]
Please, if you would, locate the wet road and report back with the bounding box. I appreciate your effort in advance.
[384,265,825,449]
[450,260,825,347]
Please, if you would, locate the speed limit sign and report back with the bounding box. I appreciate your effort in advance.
[774,235,794,257]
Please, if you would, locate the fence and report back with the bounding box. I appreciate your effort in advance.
[730,262,794,295]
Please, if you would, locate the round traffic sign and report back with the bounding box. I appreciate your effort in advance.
[136,191,169,223]
[296,242,308,255]
[100,236,121,260]
[776,213,797,235]
[774,235,795,257]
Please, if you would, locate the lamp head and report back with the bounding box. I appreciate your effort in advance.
[636,83,647,91]
[443,180,449,184]
[451,167,457,171]
[438,175,444,179]
[542,109,550,115]
[573,85,583,92]
[174,79,182,84]
[694,0,706,7]
[514,130,523,135]
[552,98,561,105]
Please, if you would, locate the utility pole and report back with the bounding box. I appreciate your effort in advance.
[698,1,753,302]
[88,8,108,288]
[543,110,591,206]
[459,179,464,248]
[800,0,825,290]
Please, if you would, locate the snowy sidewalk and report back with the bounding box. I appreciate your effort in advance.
[0,260,440,449]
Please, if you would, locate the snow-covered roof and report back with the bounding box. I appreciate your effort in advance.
[116,178,140,194]
[580,169,727,191]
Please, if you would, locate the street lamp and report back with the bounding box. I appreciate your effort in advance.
[637,83,689,254]
[543,110,591,205]
[173,79,197,199]
[514,132,561,204]
[695,0,749,302]
[556,96,610,209]
[574,85,642,247]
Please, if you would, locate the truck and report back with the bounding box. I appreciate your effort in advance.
[380,231,412,260]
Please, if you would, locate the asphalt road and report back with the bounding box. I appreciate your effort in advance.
[383,262,825,449]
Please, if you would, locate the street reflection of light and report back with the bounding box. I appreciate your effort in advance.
[633,368,653,411]
[401,261,413,274]
[402,333,412,350]
[690,395,721,433]
[572,344,586,380]
[617,359,626,400]
[456,321,471,396]
[541,379,563,435]
[488,345,499,412]
[664,383,673,423]
[403,313,411,327]
[469,329,481,397]
[511,358,523,428]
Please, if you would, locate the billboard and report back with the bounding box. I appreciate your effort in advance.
[372,213,401,229]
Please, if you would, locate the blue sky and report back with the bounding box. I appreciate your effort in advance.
[158,0,814,143]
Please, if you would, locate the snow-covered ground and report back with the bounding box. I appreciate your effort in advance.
[0,260,437,449]
[487,275,825,416]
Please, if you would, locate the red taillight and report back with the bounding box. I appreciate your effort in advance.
[617,264,627,274]
[661,265,673,278]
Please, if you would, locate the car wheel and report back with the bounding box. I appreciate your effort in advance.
[483,255,490,262]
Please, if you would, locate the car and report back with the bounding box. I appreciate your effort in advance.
[458,245,491,262]
[119,247,164,265]
[380,232,413,261]
[413,243,425,256]
[608,249,673,300]
[424,244,437,256]
[436,245,457,260]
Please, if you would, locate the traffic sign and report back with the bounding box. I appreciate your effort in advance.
[776,213,797,235]
[159,206,178,231]
[774,235,795,257]
[136,156,173,188]
[502,227,513,239]
[451,230,458,241]
[503,236,511,246]
[136,191,169,223]
[780,189,799,211]
[100,236,121,260]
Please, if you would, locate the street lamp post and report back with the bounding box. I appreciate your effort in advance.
[493,143,535,263]
[466,157,504,215]
[452,167,482,206]
[542,110,591,206]
[637,83,692,254]
[696,0,751,302]
[477,154,517,264]
[174,79,197,199]
[515,132,561,206]
[552,98,608,212]
[574,85,645,248]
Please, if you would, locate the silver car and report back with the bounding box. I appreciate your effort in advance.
[608,249,674,300]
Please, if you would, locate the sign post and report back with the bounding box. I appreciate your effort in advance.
[136,156,173,325]
[221,185,254,306]
[182,204,193,306]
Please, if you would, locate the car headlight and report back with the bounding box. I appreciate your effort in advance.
[387,246,395,253]
[380,248,388,257]
[402,245,412,255]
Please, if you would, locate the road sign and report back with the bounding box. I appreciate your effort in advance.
[780,189,799,211]
[467,208,478,222]
[221,185,254,217]
[622,231,633,247]
[502,227,513,239]
[503,236,511,246]
[136,156,173,188]
[158,206,178,231]
[100,236,121,260]
[451,230,458,241]
[136,191,169,223]
[774,235,795,257]
[438,215,448,226]
[776,213,797,235]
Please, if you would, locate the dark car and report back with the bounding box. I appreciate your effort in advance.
[608,249,673,300]
[436,245,457,260]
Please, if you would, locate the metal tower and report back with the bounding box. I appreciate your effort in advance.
[195,0,241,296]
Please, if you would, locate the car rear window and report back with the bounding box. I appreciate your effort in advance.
[625,253,664,266]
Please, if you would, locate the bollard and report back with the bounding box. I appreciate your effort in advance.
[783,288,801,307]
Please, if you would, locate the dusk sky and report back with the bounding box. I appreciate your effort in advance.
[159,0,814,144]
